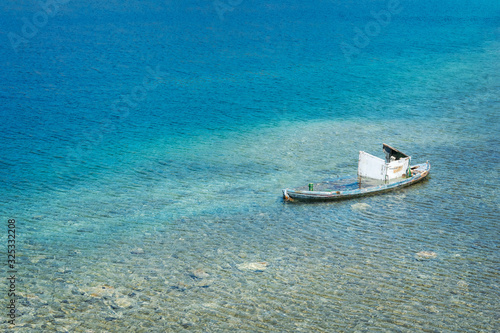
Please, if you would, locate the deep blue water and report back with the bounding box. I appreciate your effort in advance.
[1,0,499,331]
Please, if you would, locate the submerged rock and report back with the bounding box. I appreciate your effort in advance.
[236,262,269,271]
[415,251,437,260]
[351,203,371,211]
[30,255,48,264]
[457,280,469,290]
[131,248,145,255]
[114,296,134,308]
[77,227,94,233]
[196,279,213,288]
[191,269,210,279]
[86,285,115,298]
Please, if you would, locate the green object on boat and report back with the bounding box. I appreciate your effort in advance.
[309,183,314,191]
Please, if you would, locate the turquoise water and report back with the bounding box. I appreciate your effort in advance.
[1,0,499,331]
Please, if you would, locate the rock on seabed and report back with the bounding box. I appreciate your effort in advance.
[131,248,145,255]
[415,251,437,260]
[236,262,269,271]
[86,285,115,297]
[114,296,134,308]
[351,203,371,211]
[191,268,210,279]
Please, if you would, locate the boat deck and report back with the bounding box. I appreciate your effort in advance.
[283,163,429,201]
[297,176,388,192]
[298,165,426,192]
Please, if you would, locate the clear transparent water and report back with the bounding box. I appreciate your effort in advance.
[1,0,499,331]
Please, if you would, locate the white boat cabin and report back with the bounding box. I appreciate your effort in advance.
[358,144,411,181]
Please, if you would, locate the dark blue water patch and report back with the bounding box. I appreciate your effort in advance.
[2,1,496,139]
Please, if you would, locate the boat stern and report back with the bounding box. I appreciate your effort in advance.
[282,189,294,202]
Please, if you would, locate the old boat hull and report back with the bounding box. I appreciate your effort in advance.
[283,162,430,202]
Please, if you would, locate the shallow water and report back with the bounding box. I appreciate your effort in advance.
[1,0,499,331]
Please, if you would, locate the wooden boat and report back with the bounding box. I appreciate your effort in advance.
[282,144,430,202]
